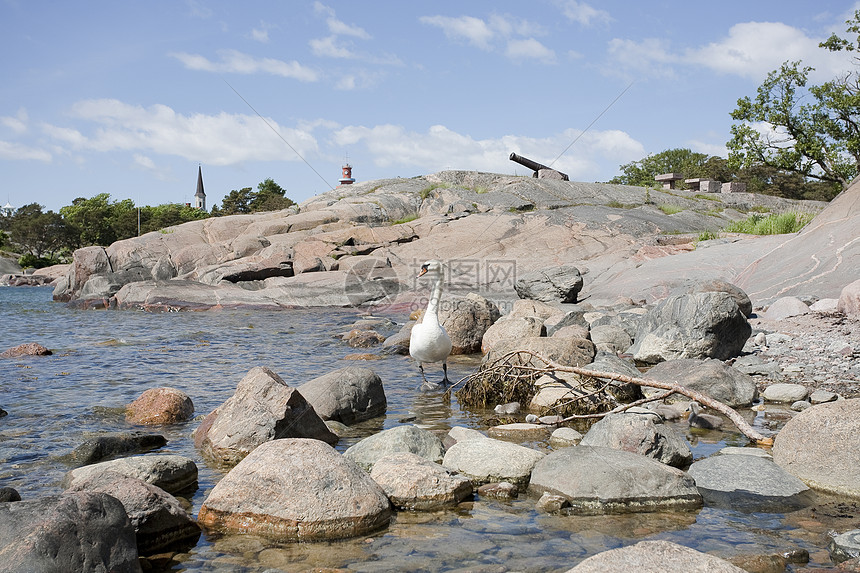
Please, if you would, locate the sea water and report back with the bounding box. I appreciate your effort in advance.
[0,286,849,571]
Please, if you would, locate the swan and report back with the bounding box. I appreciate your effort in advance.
[409,260,452,388]
[686,401,724,430]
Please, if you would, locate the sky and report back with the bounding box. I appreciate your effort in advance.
[1,1,858,213]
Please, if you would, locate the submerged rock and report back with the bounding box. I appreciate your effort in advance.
[566,540,746,572]
[67,432,168,466]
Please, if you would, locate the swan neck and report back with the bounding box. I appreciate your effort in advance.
[426,274,443,319]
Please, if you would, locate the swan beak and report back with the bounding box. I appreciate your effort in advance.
[417,266,428,278]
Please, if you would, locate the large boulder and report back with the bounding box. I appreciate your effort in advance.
[480,315,545,354]
[588,324,632,354]
[66,471,201,555]
[674,279,752,317]
[630,292,751,364]
[343,425,444,472]
[125,387,194,425]
[579,409,692,468]
[370,452,473,510]
[772,398,860,497]
[565,540,746,572]
[485,336,596,368]
[62,454,198,495]
[529,446,702,514]
[198,439,392,541]
[442,438,545,486]
[0,491,141,573]
[193,366,337,465]
[437,292,501,354]
[643,358,758,407]
[514,265,583,303]
[687,452,810,510]
[838,278,860,318]
[298,367,387,424]
[763,296,810,320]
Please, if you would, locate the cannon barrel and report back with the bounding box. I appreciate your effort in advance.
[509,152,569,181]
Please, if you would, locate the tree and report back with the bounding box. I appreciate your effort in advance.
[60,193,116,247]
[216,179,295,215]
[9,203,69,260]
[608,148,715,187]
[727,10,860,190]
[219,187,254,215]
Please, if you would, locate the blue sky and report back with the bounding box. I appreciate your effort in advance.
[1,1,857,212]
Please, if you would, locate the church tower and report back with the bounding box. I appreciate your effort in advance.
[194,165,206,210]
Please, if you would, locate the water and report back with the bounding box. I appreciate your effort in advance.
[0,286,852,571]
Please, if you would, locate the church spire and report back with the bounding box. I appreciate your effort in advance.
[194,165,206,210]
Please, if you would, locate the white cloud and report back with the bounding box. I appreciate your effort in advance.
[309,36,355,59]
[133,154,157,170]
[1,108,29,134]
[606,38,678,80]
[0,140,51,162]
[420,15,495,50]
[43,99,319,166]
[506,38,556,63]
[557,1,611,27]
[171,50,319,82]
[250,21,271,43]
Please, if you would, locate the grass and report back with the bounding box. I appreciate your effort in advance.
[419,182,451,200]
[724,211,813,235]
[694,194,721,202]
[659,204,683,215]
[392,213,419,225]
[698,230,719,242]
[607,200,637,209]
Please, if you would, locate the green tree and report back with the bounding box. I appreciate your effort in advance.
[216,179,295,215]
[60,193,116,247]
[139,203,209,234]
[608,148,713,187]
[219,187,254,215]
[9,203,69,260]
[728,10,860,190]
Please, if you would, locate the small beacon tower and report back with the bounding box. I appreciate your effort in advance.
[339,163,355,185]
[195,165,206,210]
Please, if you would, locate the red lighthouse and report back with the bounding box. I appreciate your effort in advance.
[339,163,355,185]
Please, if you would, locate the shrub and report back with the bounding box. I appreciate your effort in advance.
[724,211,813,235]
[659,204,683,215]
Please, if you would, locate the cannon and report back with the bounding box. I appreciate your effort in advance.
[509,152,569,181]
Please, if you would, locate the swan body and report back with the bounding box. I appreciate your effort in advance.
[409,260,452,387]
[687,401,724,430]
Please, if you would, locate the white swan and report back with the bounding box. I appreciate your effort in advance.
[409,260,452,388]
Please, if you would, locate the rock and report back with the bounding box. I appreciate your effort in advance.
[810,389,838,403]
[687,454,810,510]
[579,409,692,468]
[763,296,810,320]
[551,323,591,340]
[549,427,583,448]
[507,298,562,321]
[718,446,772,459]
[343,425,444,472]
[514,265,583,303]
[754,331,767,346]
[381,321,414,355]
[67,471,201,555]
[811,298,840,312]
[530,446,701,514]
[674,279,753,318]
[193,366,337,465]
[447,426,488,445]
[732,354,782,378]
[0,342,52,358]
[0,487,21,502]
[762,382,808,403]
[125,387,194,425]
[536,492,570,513]
[298,366,387,425]
[342,329,386,348]
[370,452,473,510]
[545,309,590,336]
[791,400,811,411]
[493,401,521,415]
[476,481,518,499]
[585,352,643,402]
[487,423,551,442]
[589,324,633,354]
[437,292,501,354]
[481,315,545,354]
[772,399,860,497]
[643,358,758,407]
[831,530,860,564]
[198,439,391,541]
[442,437,545,486]
[630,292,751,364]
[587,310,643,340]
[837,279,860,317]
[63,454,198,494]
[565,540,746,572]
[0,491,141,573]
[67,432,168,466]
[486,336,596,369]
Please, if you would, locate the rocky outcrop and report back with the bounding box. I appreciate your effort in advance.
[198,439,392,541]
[514,265,583,303]
[772,398,860,497]
[0,491,142,573]
[838,278,860,318]
[193,366,337,465]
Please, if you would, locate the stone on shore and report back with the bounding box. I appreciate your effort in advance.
[589,324,633,354]
[67,471,201,555]
[674,279,753,317]
[772,398,860,497]
[67,432,168,466]
[126,387,194,425]
[437,292,501,354]
[486,336,596,369]
[487,423,551,442]
[0,491,141,573]
[630,292,751,364]
[514,265,583,303]
[762,382,809,403]
[579,409,692,468]
[643,358,758,407]
[529,446,702,514]
[198,439,391,541]
[549,427,583,448]
[837,278,860,318]
[565,540,746,572]
[298,366,386,425]
[63,454,198,495]
[343,425,444,472]
[442,437,545,486]
[763,296,810,320]
[830,530,860,564]
[687,453,810,510]
[370,452,473,510]
[481,315,545,354]
[193,366,337,466]
[1,342,52,358]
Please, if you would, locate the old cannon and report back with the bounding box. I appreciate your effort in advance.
[509,152,569,181]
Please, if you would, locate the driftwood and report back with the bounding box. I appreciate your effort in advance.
[451,349,773,446]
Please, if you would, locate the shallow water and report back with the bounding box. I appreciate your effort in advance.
[0,286,853,571]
